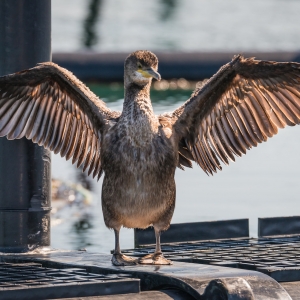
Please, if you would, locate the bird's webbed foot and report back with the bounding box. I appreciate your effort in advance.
[138,252,173,265]
[112,253,138,266]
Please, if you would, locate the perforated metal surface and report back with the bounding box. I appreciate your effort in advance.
[0,262,139,300]
[124,235,300,282]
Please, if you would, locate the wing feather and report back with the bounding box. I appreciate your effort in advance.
[226,109,249,151]
[235,103,260,144]
[0,96,17,121]
[263,88,296,126]
[48,103,64,151]
[230,107,255,148]
[0,62,120,179]
[251,84,283,130]
[172,56,300,174]
[83,133,96,172]
[60,113,73,157]
[0,101,21,136]
[246,92,272,138]
[77,129,92,168]
[209,126,229,165]
[93,155,101,179]
[53,109,68,154]
[274,90,300,120]
[202,132,221,171]
[6,99,29,140]
[88,151,98,177]
[207,126,227,164]
[248,81,276,135]
[280,88,300,111]
[32,95,49,143]
[35,94,55,146]
[13,100,36,140]
[72,123,85,165]
[66,117,79,161]
[195,142,212,175]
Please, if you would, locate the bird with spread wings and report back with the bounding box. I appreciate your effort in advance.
[0,50,299,265]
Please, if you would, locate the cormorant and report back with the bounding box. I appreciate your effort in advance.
[0,50,300,265]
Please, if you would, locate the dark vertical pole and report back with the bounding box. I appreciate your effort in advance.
[0,0,51,252]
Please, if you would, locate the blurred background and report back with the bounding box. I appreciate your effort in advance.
[50,0,300,253]
[52,0,300,52]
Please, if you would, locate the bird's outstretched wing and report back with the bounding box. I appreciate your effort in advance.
[0,62,120,179]
[171,56,300,174]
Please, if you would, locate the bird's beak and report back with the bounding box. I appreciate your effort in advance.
[139,68,161,81]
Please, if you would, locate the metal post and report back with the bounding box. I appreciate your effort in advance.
[0,0,51,252]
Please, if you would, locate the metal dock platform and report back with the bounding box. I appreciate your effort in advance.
[1,216,300,299]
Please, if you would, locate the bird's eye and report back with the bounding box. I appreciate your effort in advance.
[138,63,142,69]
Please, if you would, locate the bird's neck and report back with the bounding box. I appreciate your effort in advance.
[120,83,159,145]
[122,82,155,119]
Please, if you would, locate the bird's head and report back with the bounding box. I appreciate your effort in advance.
[124,50,161,87]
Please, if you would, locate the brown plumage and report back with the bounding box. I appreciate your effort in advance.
[0,50,300,265]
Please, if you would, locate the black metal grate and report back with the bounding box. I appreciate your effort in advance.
[124,235,300,282]
[0,262,139,300]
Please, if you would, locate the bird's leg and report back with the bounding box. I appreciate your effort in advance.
[111,227,137,266]
[114,227,121,253]
[155,226,162,253]
[138,227,172,265]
